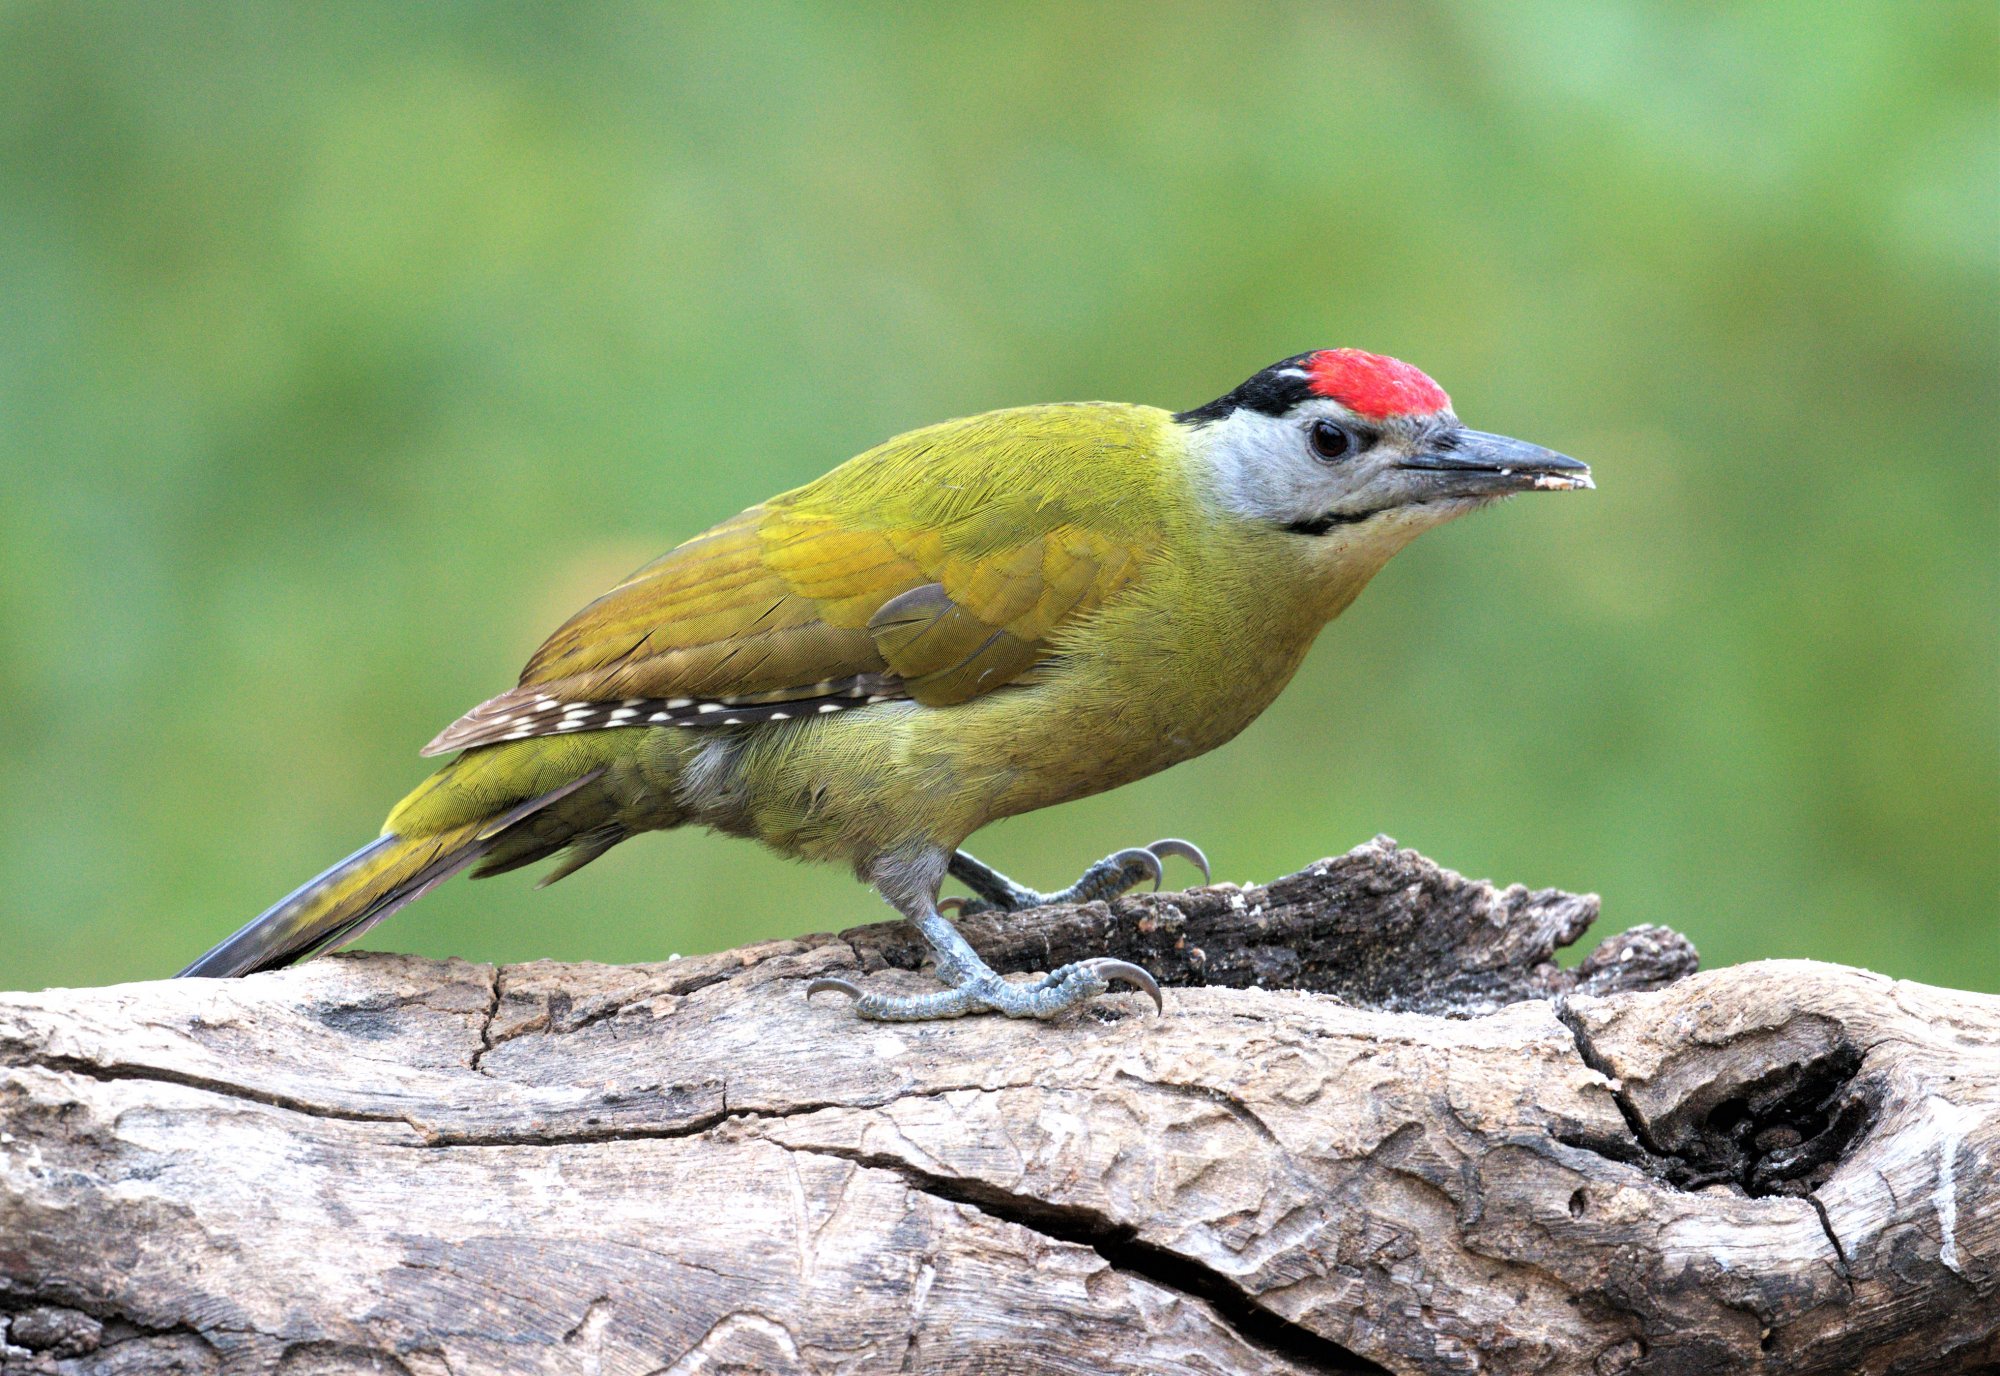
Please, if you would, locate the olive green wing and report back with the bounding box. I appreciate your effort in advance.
[422,403,1168,755]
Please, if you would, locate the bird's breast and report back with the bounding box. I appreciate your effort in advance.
[938,573,1332,825]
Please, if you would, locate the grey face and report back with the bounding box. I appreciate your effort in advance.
[1189,396,1591,536]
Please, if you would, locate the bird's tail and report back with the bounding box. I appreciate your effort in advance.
[176,761,607,979]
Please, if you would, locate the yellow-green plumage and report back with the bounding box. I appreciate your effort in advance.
[180,351,1589,1009]
[405,402,1363,869]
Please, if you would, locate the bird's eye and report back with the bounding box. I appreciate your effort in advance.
[1308,419,1359,463]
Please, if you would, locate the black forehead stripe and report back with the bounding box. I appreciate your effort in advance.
[1174,352,1320,425]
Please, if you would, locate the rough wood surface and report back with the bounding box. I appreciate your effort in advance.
[0,838,1993,1375]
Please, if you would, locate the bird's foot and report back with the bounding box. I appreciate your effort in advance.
[946,838,1209,917]
[808,848,1169,1023]
[807,957,1161,1022]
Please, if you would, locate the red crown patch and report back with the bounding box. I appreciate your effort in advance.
[1307,349,1451,420]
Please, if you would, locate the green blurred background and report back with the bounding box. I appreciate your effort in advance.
[1,2,1994,994]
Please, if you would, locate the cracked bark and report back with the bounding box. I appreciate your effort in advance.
[1,836,1993,1376]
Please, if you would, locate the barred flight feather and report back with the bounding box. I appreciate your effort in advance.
[421,673,904,756]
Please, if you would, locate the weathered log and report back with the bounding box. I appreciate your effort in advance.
[0,838,1992,1375]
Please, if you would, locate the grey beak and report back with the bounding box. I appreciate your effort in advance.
[1399,429,1593,493]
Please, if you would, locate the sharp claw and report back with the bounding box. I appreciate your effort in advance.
[1147,838,1211,885]
[1087,959,1163,1014]
[936,897,966,916]
[806,977,863,1002]
[1104,845,1165,892]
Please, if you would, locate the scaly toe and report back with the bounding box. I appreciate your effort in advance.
[1047,847,1164,906]
[1002,957,1164,1018]
[813,959,1163,1022]
[809,975,995,1021]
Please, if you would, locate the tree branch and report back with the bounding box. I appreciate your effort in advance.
[0,839,1991,1375]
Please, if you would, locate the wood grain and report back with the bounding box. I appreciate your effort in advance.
[1,839,1992,1374]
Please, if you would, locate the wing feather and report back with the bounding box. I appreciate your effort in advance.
[423,403,1167,756]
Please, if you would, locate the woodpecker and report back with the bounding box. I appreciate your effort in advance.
[179,349,1591,1021]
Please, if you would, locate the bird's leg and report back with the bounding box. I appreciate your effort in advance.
[946,838,1209,916]
[807,846,1162,1022]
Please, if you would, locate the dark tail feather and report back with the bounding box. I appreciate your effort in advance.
[468,824,624,886]
[175,830,485,978]
[176,769,604,979]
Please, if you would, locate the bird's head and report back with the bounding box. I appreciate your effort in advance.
[1177,349,1591,547]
